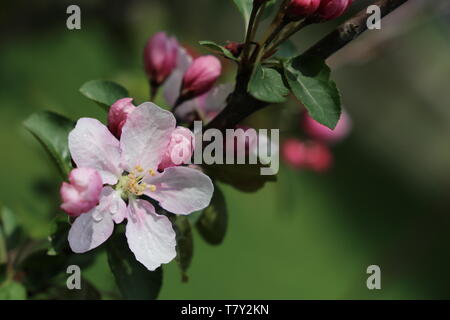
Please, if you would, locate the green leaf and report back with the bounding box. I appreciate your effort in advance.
[233,0,278,29]
[263,0,278,20]
[47,216,70,256]
[0,264,6,284]
[232,0,253,30]
[249,64,289,103]
[205,163,277,193]
[174,216,193,282]
[20,249,96,293]
[79,80,129,111]
[56,279,102,300]
[107,231,163,300]
[284,55,341,129]
[199,41,237,61]
[232,0,277,29]
[23,111,75,176]
[187,210,203,225]
[0,280,27,300]
[0,208,16,240]
[1,207,23,250]
[20,249,69,292]
[32,278,101,300]
[0,226,6,265]
[196,185,228,245]
[275,40,298,59]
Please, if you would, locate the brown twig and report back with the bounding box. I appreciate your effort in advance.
[265,19,311,55]
[242,3,265,64]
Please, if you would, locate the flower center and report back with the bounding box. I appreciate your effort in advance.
[117,165,157,198]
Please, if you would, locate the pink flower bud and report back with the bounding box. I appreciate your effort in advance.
[286,0,321,20]
[107,98,136,138]
[303,141,333,172]
[60,168,103,217]
[316,0,353,21]
[302,110,351,144]
[281,139,307,168]
[282,139,333,172]
[181,56,222,98]
[158,127,194,170]
[144,32,179,86]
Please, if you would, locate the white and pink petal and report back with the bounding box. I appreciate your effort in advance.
[203,83,234,114]
[69,118,122,185]
[120,103,176,172]
[68,211,114,253]
[144,166,214,215]
[68,187,126,253]
[99,186,128,224]
[125,199,176,271]
[163,47,193,106]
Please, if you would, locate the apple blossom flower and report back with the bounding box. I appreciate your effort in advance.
[107,98,136,138]
[181,56,222,99]
[144,32,179,86]
[60,168,103,217]
[158,126,194,170]
[315,0,353,21]
[302,110,352,144]
[286,0,321,21]
[66,103,214,271]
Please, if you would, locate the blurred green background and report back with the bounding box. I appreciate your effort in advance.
[1,0,450,299]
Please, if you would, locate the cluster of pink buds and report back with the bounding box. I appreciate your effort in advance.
[143,32,222,104]
[151,33,229,124]
[281,111,351,172]
[285,0,354,21]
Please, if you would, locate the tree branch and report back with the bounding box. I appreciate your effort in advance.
[206,0,410,131]
[303,0,410,59]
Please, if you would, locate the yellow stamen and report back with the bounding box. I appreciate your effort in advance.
[149,169,156,176]
[148,185,157,192]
